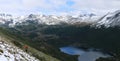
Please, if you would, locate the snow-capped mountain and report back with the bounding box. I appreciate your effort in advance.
[95,10,120,27]
[0,13,13,24]
[1,10,120,28]
[0,13,99,27]
[13,13,99,26]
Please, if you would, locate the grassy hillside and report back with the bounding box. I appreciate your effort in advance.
[0,27,77,61]
[12,23,120,61]
[0,27,61,61]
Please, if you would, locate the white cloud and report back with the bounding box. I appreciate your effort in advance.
[22,0,68,10]
[22,0,49,9]
[71,0,120,14]
[0,0,120,15]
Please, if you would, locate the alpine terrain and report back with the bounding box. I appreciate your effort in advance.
[0,10,120,61]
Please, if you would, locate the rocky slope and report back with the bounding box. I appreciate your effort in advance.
[0,27,61,61]
[0,40,39,61]
[95,10,120,27]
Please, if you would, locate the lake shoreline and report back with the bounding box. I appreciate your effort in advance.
[60,46,110,61]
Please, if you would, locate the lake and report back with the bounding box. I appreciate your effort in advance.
[60,47,110,61]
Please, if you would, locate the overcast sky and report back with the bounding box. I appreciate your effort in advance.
[0,0,119,15]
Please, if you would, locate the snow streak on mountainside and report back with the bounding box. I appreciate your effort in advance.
[95,10,120,27]
[0,41,40,61]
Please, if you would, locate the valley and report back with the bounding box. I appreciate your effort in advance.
[0,10,120,61]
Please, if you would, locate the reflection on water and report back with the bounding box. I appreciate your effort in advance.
[60,47,109,61]
[60,47,85,55]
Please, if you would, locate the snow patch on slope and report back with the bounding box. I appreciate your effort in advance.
[95,10,120,27]
[0,41,40,61]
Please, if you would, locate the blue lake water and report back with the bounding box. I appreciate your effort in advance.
[60,47,110,61]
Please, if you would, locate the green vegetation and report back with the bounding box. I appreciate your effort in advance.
[11,22,120,61]
[0,26,77,61]
[0,49,3,53]
[2,20,120,61]
[0,27,60,61]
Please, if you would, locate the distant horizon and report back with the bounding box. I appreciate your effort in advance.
[0,0,119,16]
[0,9,118,16]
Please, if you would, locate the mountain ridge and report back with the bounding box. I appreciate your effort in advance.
[0,13,99,27]
[1,10,120,28]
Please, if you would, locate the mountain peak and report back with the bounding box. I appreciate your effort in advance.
[95,10,120,27]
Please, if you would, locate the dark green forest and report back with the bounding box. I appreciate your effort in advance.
[4,20,120,61]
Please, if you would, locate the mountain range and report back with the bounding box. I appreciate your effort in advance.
[0,10,120,61]
[0,10,120,28]
[0,12,100,27]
